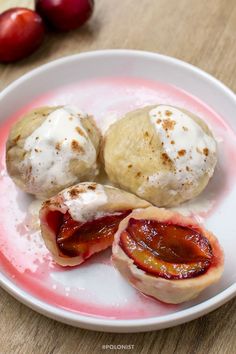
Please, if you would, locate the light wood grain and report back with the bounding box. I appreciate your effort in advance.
[0,1,236,353]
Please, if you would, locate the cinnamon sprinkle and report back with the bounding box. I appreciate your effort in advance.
[178,149,186,157]
[71,140,84,153]
[165,110,173,116]
[162,119,176,131]
[76,126,86,137]
[55,142,61,151]
[161,152,172,165]
[87,184,97,190]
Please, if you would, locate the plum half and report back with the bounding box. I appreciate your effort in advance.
[119,218,213,280]
[51,210,130,258]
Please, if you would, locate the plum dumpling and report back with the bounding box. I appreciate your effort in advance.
[103,105,217,207]
[6,105,101,199]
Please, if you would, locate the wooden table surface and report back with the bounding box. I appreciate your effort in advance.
[0,1,236,353]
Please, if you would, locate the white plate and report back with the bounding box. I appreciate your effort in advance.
[0,50,235,332]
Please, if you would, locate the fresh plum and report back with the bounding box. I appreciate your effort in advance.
[0,7,45,63]
[35,0,94,32]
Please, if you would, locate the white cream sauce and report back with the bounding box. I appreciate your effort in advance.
[149,105,217,189]
[98,112,119,134]
[22,106,97,193]
[62,183,108,222]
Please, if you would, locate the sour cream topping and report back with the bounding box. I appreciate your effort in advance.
[62,183,108,222]
[98,112,120,134]
[148,105,217,188]
[22,106,97,193]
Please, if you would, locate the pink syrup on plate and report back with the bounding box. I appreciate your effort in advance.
[0,77,236,320]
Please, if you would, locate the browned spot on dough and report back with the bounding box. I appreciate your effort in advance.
[171,140,175,145]
[136,172,141,177]
[203,148,209,156]
[144,131,149,138]
[128,164,133,168]
[156,119,162,124]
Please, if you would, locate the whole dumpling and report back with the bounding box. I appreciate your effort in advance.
[6,105,101,199]
[103,105,217,207]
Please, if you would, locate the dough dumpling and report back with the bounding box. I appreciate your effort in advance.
[103,105,217,206]
[6,105,101,199]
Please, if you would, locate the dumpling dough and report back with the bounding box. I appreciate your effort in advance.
[40,182,150,266]
[6,105,101,199]
[103,105,217,207]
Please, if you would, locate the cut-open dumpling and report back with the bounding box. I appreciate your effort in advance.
[6,105,101,199]
[40,182,150,266]
[112,207,224,304]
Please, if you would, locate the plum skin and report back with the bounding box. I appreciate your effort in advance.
[35,0,94,32]
[0,7,45,63]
